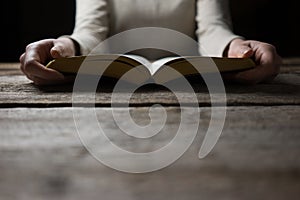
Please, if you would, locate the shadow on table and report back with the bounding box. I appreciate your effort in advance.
[34,74,300,97]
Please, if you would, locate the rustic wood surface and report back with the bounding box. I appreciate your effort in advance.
[0,61,300,107]
[1,59,300,200]
[1,107,300,200]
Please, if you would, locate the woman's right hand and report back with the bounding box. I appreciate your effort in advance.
[20,38,76,85]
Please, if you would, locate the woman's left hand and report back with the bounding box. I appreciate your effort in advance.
[226,39,282,84]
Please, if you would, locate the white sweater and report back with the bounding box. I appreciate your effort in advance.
[66,0,241,58]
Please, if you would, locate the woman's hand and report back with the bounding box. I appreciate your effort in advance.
[226,39,282,84]
[20,38,76,85]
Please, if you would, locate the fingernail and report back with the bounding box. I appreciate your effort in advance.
[243,49,251,55]
[51,48,62,58]
[239,48,253,58]
[240,48,249,55]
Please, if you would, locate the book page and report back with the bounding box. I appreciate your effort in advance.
[152,56,256,84]
[46,54,152,84]
[123,54,180,75]
[123,54,151,68]
[150,57,182,75]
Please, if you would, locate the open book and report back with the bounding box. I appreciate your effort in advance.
[46,54,255,84]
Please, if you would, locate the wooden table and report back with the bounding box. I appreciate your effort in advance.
[1,59,300,200]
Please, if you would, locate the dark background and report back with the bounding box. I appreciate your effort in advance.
[1,0,299,61]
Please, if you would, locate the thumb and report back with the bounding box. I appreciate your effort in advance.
[50,44,65,59]
[50,39,74,59]
[228,41,254,58]
[239,47,254,58]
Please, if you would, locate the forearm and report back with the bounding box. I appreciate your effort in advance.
[67,0,109,55]
[196,0,242,57]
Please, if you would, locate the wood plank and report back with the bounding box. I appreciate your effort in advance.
[0,74,299,106]
[0,63,23,76]
[1,58,300,76]
[0,106,300,200]
[282,57,300,65]
[1,60,299,106]
[281,57,300,74]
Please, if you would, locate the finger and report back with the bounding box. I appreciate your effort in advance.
[23,43,65,80]
[19,53,26,74]
[27,74,36,82]
[226,40,282,84]
[19,53,25,63]
[29,75,57,86]
[222,68,265,85]
[24,58,65,80]
[227,61,278,85]
[20,58,25,74]
[30,75,75,86]
[231,68,264,84]
[223,53,274,84]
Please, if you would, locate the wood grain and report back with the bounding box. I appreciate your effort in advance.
[1,61,300,200]
[1,59,299,107]
[0,106,299,200]
[0,74,299,107]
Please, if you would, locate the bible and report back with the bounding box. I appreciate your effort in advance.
[46,54,255,84]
